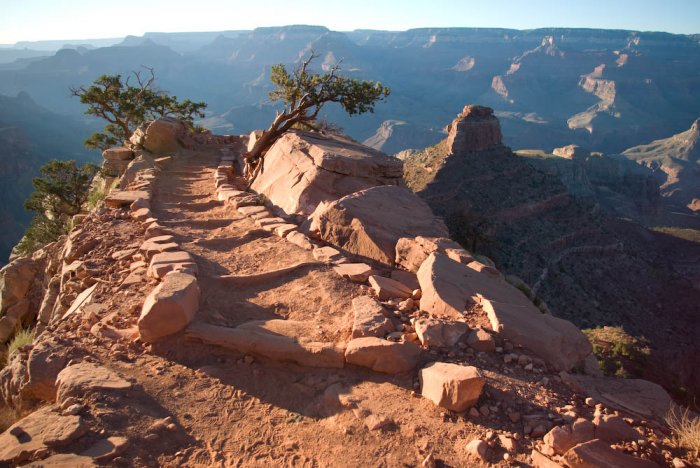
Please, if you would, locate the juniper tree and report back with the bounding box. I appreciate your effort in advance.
[71,68,206,150]
[17,160,99,254]
[244,51,389,181]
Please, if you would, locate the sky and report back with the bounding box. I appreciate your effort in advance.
[1,0,699,44]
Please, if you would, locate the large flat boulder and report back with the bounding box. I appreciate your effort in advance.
[0,406,88,465]
[55,362,132,404]
[104,190,150,209]
[186,320,344,368]
[309,185,449,265]
[345,337,421,374]
[418,252,591,371]
[251,131,404,217]
[563,439,659,468]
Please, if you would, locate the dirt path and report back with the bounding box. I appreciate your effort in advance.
[118,145,457,467]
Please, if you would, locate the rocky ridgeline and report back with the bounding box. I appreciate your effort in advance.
[0,115,693,466]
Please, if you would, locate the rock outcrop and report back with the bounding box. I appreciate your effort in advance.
[417,252,591,370]
[251,130,404,217]
[445,105,503,153]
[308,185,449,265]
[403,104,700,398]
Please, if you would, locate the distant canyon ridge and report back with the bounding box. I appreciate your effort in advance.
[0,25,699,259]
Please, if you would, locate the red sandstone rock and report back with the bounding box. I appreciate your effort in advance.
[445,105,502,154]
[309,186,448,266]
[138,272,200,342]
[345,337,421,374]
[419,362,484,412]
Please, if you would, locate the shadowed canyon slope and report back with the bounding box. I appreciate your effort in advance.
[403,106,700,398]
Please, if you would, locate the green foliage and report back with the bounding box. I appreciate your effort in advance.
[6,329,33,366]
[16,160,98,255]
[583,326,651,378]
[71,68,207,150]
[24,160,99,218]
[244,52,389,179]
[86,187,105,210]
[268,57,389,117]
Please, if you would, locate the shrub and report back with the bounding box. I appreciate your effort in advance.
[6,328,34,366]
[16,159,99,255]
[666,406,700,458]
[583,326,650,378]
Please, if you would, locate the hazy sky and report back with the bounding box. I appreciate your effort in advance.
[2,0,699,44]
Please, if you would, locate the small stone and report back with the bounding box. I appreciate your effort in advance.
[144,433,159,441]
[469,407,480,418]
[63,404,85,416]
[524,363,533,371]
[498,434,517,453]
[398,298,414,312]
[672,458,689,468]
[465,439,488,461]
[421,452,436,468]
[503,354,513,364]
[479,405,490,417]
[508,411,521,423]
[585,397,597,407]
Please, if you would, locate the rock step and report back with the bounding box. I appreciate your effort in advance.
[213,261,324,286]
[186,321,344,368]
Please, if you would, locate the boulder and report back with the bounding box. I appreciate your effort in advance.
[543,418,595,455]
[345,337,421,374]
[351,296,394,338]
[102,147,134,161]
[0,406,88,465]
[593,414,640,443]
[251,130,404,217]
[395,236,469,272]
[420,362,484,412]
[0,257,37,312]
[312,246,346,264]
[309,185,449,265]
[368,275,412,300]
[418,252,591,371]
[142,117,187,154]
[563,439,659,468]
[24,338,69,401]
[569,376,672,422]
[414,318,468,348]
[55,362,132,404]
[333,263,375,283]
[104,190,150,209]
[138,272,200,342]
[530,448,563,468]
